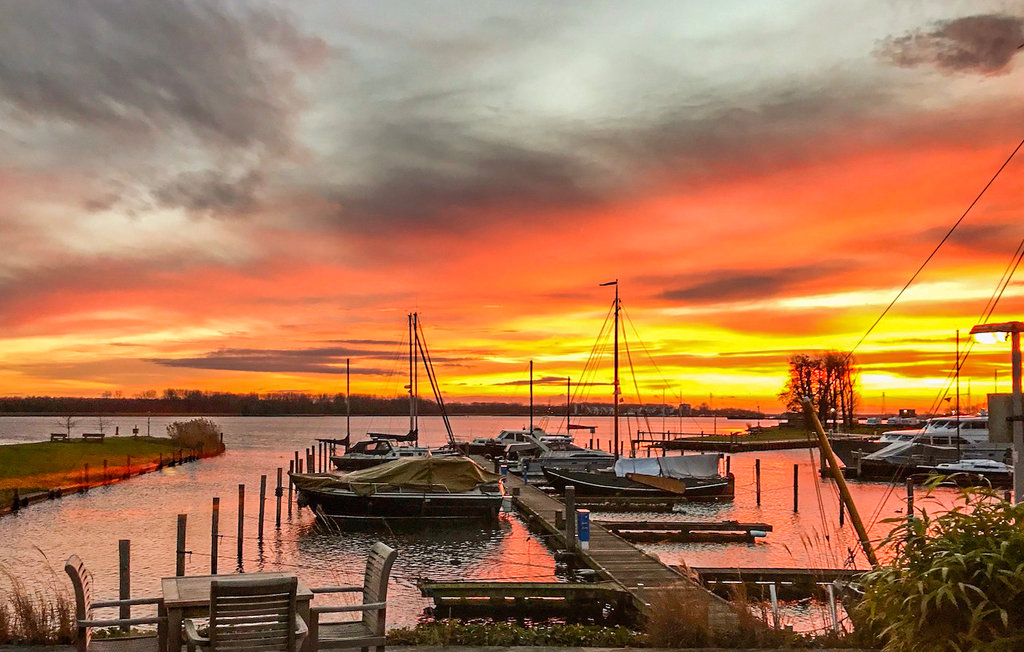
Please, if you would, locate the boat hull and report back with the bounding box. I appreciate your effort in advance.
[296,486,504,522]
[541,467,734,501]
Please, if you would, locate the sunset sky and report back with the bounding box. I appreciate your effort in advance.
[2,1,1024,412]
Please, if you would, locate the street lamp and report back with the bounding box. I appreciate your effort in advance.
[970,321,1024,503]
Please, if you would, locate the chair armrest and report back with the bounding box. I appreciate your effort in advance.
[312,601,386,615]
[93,596,163,608]
[296,613,309,638]
[183,619,208,645]
[311,586,362,594]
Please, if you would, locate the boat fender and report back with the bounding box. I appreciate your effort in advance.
[750,530,768,538]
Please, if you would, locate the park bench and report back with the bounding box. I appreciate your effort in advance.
[82,432,105,443]
[50,432,69,441]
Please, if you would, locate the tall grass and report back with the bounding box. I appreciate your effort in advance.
[166,418,224,452]
[0,567,74,645]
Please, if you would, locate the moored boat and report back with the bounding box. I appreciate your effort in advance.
[292,456,504,522]
[541,454,734,501]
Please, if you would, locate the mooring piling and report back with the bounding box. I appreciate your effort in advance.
[793,463,799,512]
[275,467,283,528]
[564,485,576,551]
[211,496,219,574]
[119,539,131,631]
[755,458,761,506]
[287,460,294,517]
[175,514,187,576]
[258,475,267,541]
[236,484,244,566]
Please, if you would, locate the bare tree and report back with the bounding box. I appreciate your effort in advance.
[779,351,858,428]
[56,415,78,437]
[96,415,109,434]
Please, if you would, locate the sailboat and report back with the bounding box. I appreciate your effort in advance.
[329,313,432,471]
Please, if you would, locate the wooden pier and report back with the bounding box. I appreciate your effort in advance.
[687,566,864,600]
[417,580,625,620]
[503,472,740,630]
[597,520,772,544]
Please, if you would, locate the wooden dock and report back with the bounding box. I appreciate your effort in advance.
[504,472,739,629]
[417,580,625,620]
[687,566,864,600]
[597,520,772,544]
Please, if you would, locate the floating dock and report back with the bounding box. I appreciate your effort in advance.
[687,566,864,600]
[417,580,626,620]
[597,520,772,544]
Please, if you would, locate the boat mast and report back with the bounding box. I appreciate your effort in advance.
[956,329,961,460]
[414,312,419,441]
[599,280,620,460]
[408,313,416,443]
[566,376,571,435]
[529,360,534,433]
[345,357,351,442]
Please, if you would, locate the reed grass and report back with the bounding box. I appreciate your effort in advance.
[0,565,74,645]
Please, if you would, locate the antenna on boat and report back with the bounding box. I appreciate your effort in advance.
[600,279,620,460]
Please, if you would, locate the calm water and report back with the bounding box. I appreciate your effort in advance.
[0,414,960,631]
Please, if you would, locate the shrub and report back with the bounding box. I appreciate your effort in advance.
[166,418,224,452]
[387,621,642,647]
[854,487,1024,651]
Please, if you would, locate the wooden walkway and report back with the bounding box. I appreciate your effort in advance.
[505,473,739,629]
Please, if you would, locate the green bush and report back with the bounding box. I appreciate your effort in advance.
[166,418,224,452]
[854,487,1024,651]
[387,621,642,647]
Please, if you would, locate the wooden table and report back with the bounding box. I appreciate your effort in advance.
[161,572,313,652]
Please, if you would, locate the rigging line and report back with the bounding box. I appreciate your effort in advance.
[415,318,455,445]
[573,301,615,405]
[924,237,1024,415]
[619,321,654,436]
[846,136,1024,361]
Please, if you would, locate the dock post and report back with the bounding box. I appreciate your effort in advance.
[119,539,130,631]
[83,463,89,488]
[158,453,162,469]
[175,514,187,576]
[125,455,131,479]
[564,485,576,551]
[755,459,761,506]
[293,451,299,473]
[275,467,283,528]
[768,582,780,629]
[258,475,267,541]
[307,448,314,473]
[826,583,839,632]
[725,455,730,475]
[793,464,799,512]
[237,484,244,567]
[103,459,108,485]
[906,478,914,537]
[287,461,294,517]
[839,495,845,526]
[211,497,220,574]
[10,488,18,512]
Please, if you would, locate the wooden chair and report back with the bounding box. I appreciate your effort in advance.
[183,575,308,652]
[64,554,166,652]
[310,542,397,651]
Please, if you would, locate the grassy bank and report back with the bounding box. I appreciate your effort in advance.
[0,436,211,506]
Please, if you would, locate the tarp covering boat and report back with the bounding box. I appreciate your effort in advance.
[291,456,500,496]
[614,453,721,479]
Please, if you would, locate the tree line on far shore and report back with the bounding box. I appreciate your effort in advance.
[0,391,763,418]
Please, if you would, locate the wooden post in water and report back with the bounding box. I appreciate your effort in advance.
[119,539,131,631]
[725,455,731,475]
[293,451,299,473]
[755,459,761,506]
[175,514,187,576]
[211,497,220,574]
[83,463,89,487]
[125,455,131,479]
[306,448,314,473]
[258,475,267,541]
[564,485,576,551]
[793,464,799,512]
[158,453,162,469]
[906,477,914,537]
[275,468,283,528]
[839,495,845,526]
[287,461,294,517]
[103,459,108,485]
[237,484,245,567]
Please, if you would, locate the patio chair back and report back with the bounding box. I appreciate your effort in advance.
[361,542,397,636]
[64,555,95,650]
[209,575,299,651]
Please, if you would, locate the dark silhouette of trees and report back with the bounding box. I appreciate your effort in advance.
[779,351,857,428]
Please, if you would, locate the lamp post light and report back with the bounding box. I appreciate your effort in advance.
[970,321,1024,503]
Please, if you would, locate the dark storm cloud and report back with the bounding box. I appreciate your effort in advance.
[657,263,853,304]
[0,0,325,213]
[151,346,394,376]
[877,14,1024,75]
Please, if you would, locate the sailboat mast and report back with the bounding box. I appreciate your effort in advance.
[613,282,620,460]
[566,376,571,434]
[408,313,415,440]
[414,312,420,443]
[956,329,961,460]
[345,357,351,441]
[529,360,534,433]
